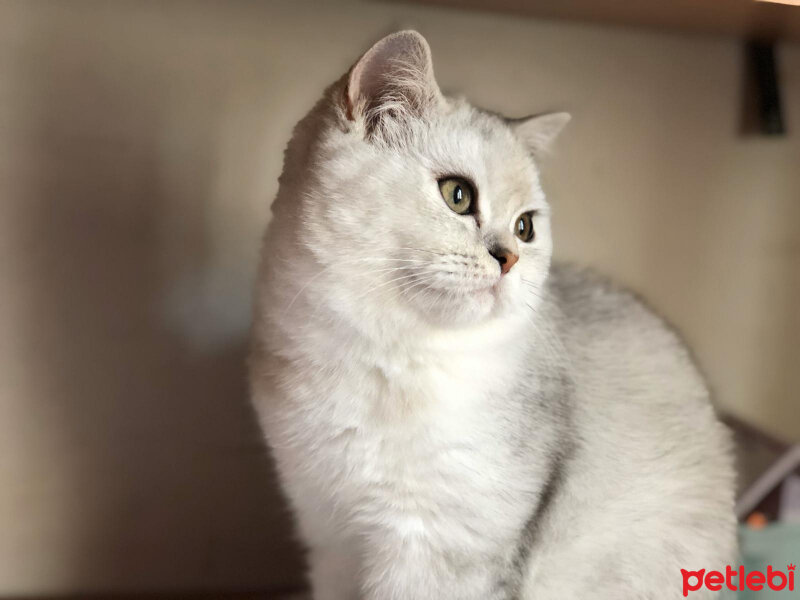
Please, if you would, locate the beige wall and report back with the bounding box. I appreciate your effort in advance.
[0,0,798,595]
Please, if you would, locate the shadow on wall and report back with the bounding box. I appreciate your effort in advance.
[4,3,304,595]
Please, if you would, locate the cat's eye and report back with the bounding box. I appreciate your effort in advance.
[515,211,536,242]
[438,177,475,215]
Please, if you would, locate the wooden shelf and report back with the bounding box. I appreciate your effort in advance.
[409,0,800,41]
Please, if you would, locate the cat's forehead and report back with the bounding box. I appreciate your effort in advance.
[419,104,543,211]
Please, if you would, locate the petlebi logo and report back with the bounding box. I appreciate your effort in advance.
[681,564,795,596]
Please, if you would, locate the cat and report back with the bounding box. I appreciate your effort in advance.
[249,30,737,600]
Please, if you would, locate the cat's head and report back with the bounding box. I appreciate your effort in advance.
[278,31,568,331]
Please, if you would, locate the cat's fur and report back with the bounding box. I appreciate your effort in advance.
[250,31,736,599]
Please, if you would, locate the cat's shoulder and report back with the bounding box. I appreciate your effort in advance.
[547,262,666,331]
[544,262,695,372]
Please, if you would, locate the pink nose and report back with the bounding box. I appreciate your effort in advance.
[489,247,519,275]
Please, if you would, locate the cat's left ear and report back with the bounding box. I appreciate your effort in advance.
[345,30,443,133]
[511,112,571,159]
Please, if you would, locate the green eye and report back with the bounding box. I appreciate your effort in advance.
[438,177,475,215]
[515,211,536,242]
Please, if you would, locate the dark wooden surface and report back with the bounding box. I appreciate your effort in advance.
[407,0,800,40]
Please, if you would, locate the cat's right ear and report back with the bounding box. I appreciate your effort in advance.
[345,31,443,135]
[510,112,571,160]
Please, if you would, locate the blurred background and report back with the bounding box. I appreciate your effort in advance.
[0,0,798,597]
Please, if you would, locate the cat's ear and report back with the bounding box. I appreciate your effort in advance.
[511,112,571,159]
[345,30,442,134]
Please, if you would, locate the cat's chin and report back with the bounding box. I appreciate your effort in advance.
[407,282,506,328]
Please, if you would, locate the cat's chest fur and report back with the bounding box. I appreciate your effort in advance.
[269,328,547,545]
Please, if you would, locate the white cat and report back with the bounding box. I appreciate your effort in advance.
[250,31,736,600]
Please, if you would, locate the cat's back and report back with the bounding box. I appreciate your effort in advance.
[544,262,728,452]
[525,263,736,596]
[547,262,707,405]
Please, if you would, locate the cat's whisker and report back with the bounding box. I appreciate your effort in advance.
[403,273,443,305]
[427,285,454,312]
[371,271,439,305]
[523,288,545,302]
[520,279,546,302]
[284,257,429,312]
[286,247,481,313]
[394,246,453,258]
[348,270,426,305]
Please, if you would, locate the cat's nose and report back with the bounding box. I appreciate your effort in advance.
[489,246,519,275]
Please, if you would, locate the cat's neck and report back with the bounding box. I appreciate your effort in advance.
[268,279,533,383]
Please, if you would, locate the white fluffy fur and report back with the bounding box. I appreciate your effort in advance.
[250,31,736,599]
